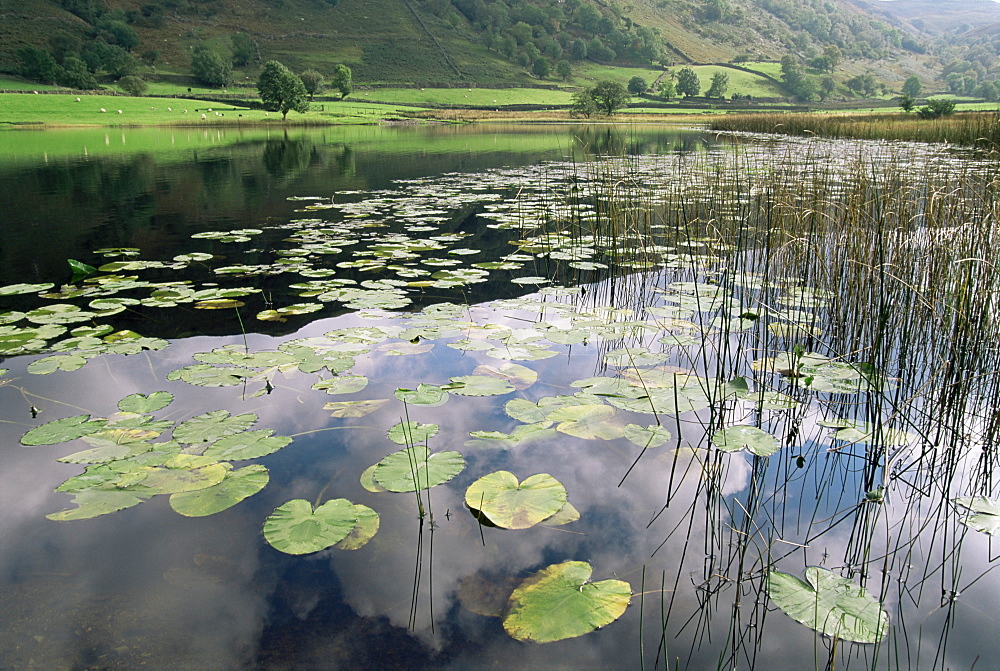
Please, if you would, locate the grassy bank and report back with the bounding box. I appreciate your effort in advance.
[0,92,428,127]
[708,110,1000,147]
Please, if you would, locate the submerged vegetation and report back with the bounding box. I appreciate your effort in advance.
[3,127,1000,666]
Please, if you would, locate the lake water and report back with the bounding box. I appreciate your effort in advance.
[0,123,998,670]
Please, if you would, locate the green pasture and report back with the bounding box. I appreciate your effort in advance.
[0,92,426,126]
[358,87,576,107]
[0,77,61,91]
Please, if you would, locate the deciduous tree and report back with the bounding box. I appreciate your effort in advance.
[331,64,353,99]
[676,67,700,97]
[257,60,309,120]
[589,80,630,114]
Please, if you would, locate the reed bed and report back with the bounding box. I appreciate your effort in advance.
[521,135,1000,668]
[709,111,1000,148]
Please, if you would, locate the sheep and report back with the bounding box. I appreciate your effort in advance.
[100,108,106,112]
[201,113,207,119]
[117,110,122,114]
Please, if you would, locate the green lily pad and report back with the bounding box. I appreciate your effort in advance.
[768,567,889,643]
[472,363,538,390]
[465,471,567,529]
[0,282,54,295]
[202,430,292,460]
[117,391,174,414]
[47,489,148,521]
[448,375,516,397]
[27,354,91,374]
[387,421,439,445]
[169,464,270,517]
[503,561,632,643]
[135,454,229,494]
[21,415,108,446]
[373,445,465,492]
[623,424,672,448]
[548,404,623,440]
[325,399,389,417]
[333,503,380,550]
[172,411,258,445]
[166,364,258,387]
[954,497,1000,536]
[712,425,781,456]
[263,498,361,555]
[311,376,369,395]
[394,384,450,407]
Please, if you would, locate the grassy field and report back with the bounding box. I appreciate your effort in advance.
[0,92,427,127]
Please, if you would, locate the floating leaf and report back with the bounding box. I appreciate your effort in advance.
[47,489,148,521]
[172,411,258,445]
[117,391,174,414]
[549,404,623,440]
[312,376,369,395]
[388,421,439,445]
[954,497,1000,536]
[465,471,567,529]
[334,504,380,550]
[325,399,389,417]
[21,415,107,446]
[768,567,888,643]
[0,283,54,296]
[712,425,781,456]
[503,561,631,643]
[623,424,672,448]
[167,364,257,387]
[170,464,269,517]
[359,464,388,493]
[27,354,90,374]
[394,384,450,407]
[373,445,465,492]
[136,454,228,494]
[202,430,292,460]
[448,375,516,397]
[263,498,360,555]
[473,363,538,390]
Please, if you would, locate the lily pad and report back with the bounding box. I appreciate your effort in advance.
[448,375,516,397]
[387,421,439,445]
[465,471,567,529]
[712,425,781,456]
[373,445,465,492]
[503,561,632,643]
[333,503,380,550]
[325,399,389,418]
[768,567,889,643]
[623,424,672,448]
[954,497,1000,536]
[118,391,174,414]
[172,411,258,445]
[21,414,108,446]
[394,384,450,407]
[202,430,292,460]
[169,464,270,517]
[263,498,361,555]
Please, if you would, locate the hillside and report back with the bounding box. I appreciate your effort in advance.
[0,0,974,98]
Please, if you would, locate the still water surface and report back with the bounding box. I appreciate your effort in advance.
[0,124,996,670]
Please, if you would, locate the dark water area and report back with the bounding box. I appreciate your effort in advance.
[0,124,997,670]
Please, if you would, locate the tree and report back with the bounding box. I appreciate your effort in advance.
[570,89,598,117]
[257,60,310,120]
[118,75,148,96]
[299,70,325,99]
[231,33,260,66]
[58,56,99,90]
[532,57,551,78]
[846,72,878,98]
[822,45,842,70]
[676,67,700,97]
[899,93,915,112]
[657,79,676,100]
[916,98,956,119]
[819,76,836,101]
[555,59,573,81]
[902,76,922,98]
[589,80,630,114]
[191,45,232,88]
[706,71,729,98]
[17,46,59,84]
[331,64,353,99]
[627,76,647,95]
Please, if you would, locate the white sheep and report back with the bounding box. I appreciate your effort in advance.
[100,108,106,112]
[76,97,81,102]
[117,110,122,114]
[201,113,207,119]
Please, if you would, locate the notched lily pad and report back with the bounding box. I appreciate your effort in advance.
[465,471,568,529]
[768,567,888,643]
[503,561,632,643]
[263,498,371,555]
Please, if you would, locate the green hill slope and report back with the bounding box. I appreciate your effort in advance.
[0,0,950,96]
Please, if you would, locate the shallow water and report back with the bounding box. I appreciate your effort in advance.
[0,124,997,670]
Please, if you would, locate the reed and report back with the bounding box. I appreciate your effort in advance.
[708,111,1000,148]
